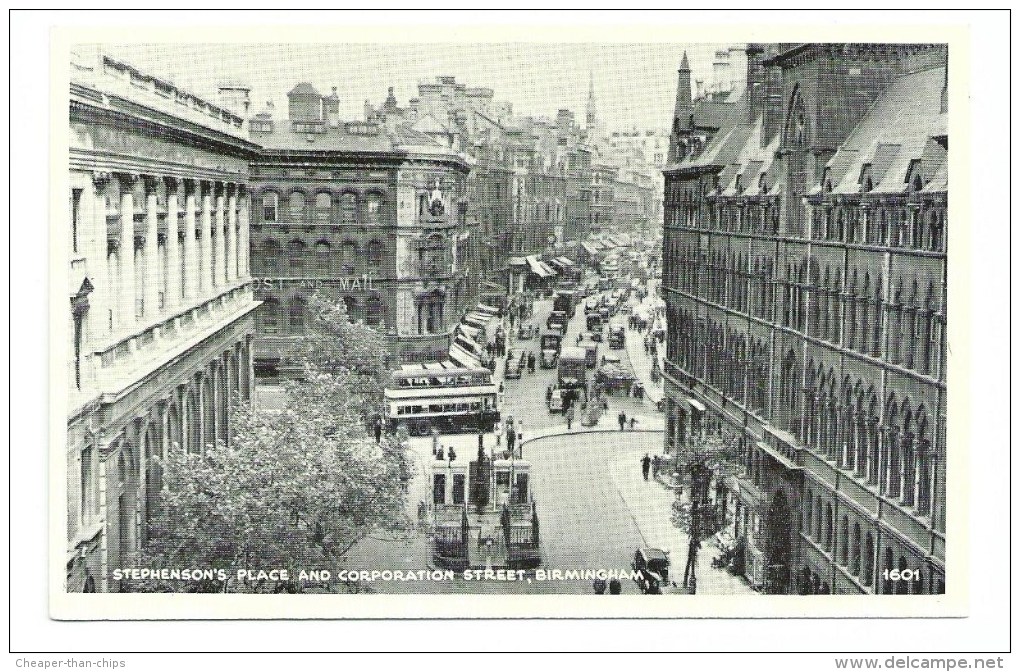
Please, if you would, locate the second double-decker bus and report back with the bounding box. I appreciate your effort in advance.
[384,363,500,436]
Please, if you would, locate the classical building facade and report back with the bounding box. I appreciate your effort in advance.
[662,43,947,595]
[249,84,474,371]
[67,53,260,592]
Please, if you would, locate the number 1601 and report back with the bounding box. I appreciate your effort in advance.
[882,568,920,582]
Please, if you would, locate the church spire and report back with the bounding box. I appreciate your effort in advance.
[669,51,694,162]
[586,69,599,147]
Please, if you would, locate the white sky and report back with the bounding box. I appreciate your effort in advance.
[101,42,732,132]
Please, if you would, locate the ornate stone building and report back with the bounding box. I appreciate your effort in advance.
[248,84,474,371]
[66,52,260,592]
[662,43,948,595]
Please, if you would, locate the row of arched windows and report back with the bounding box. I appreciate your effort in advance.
[662,240,946,382]
[801,490,943,594]
[255,237,385,277]
[810,200,946,253]
[258,189,384,225]
[256,293,385,333]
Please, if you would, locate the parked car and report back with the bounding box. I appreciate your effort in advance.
[547,389,565,412]
[632,547,672,594]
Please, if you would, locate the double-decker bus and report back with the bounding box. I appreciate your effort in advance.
[384,363,500,435]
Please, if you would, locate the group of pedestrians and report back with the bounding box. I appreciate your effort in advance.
[617,411,638,431]
[592,577,623,594]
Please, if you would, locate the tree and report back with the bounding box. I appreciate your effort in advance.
[670,428,740,594]
[129,294,412,593]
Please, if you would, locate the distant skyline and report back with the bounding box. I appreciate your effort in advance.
[99,42,739,133]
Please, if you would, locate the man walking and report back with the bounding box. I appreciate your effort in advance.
[618,411,627,431]
[373,416,383,444]
[641,454,651,481]
[507,425,516,457]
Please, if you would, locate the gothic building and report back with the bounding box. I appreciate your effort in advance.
[661,43,948,595]
[247,83,475,371]
[67,52,260,592]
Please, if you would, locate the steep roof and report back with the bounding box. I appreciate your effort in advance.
[826,65,947,195]
[288,82,321,96]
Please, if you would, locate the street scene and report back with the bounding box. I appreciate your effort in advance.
[65,39,947,598]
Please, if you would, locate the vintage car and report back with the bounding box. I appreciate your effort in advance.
[632,547,671,594]
[547,388,565,412]
[518,323,536,340]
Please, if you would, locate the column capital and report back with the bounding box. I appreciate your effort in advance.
[91,170,112,190]
[181,178,198,197]
[198,179,213,196]
[213,181,226,197]
[225,182,238,197]
[163,175,181,192]
[116,172,141,189]
[143,174,162,195]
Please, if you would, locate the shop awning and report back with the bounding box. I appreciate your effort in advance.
[448,344,481,369]
[526,255,556,278]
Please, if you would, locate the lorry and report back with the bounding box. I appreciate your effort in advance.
[557,346,588,393]
[546,310,568,331]
[608,323,626,349]
[553,289,580,317]
[578,338,599,368]
[540,331,563,368]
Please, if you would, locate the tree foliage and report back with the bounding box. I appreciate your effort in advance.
[127,293,412,593]
[670,429,741,593]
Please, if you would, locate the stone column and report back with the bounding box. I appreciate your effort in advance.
[165,177,181,313]
[117,173,138,334]
[238,187,250,281]
[200,181,213,298]
[143,175,160,322]
[215,183,228,288]
[182,180,199,304]
[89,172,111,342]
[226,184,237,284]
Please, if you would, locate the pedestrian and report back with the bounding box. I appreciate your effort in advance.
[608,578,622,595]
[546,385,553,403]
[593,578,607,594]
[652,455,660,478]
[373,416,382,444]
[507,426,516,456]
[618,411,626,431]
[528,352,536,372]
[436,446,445,461]
[566,405,575,430]
[448,447,457,463]
[641,453,651,480]
[629,417,638,431]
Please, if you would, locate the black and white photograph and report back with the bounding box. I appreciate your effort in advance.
[14,7,1009,660]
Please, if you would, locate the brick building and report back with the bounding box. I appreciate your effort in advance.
[248,83,475,370]
[661,43,948,595]
[66,52,260,592]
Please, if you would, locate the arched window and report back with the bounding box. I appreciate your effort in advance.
[863,533,875,587]
[340,192,358,225]
[367,240,384,267]
[314,192,332,223]
[287,239,306,275]
[851,523,862,576]
[839,516,850,565]
[314,240,331,274]
[825,503,834,553]
[262,192,278,222]
[342,240,359,274]
[288,191,306,220]
[261,238,280,273]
